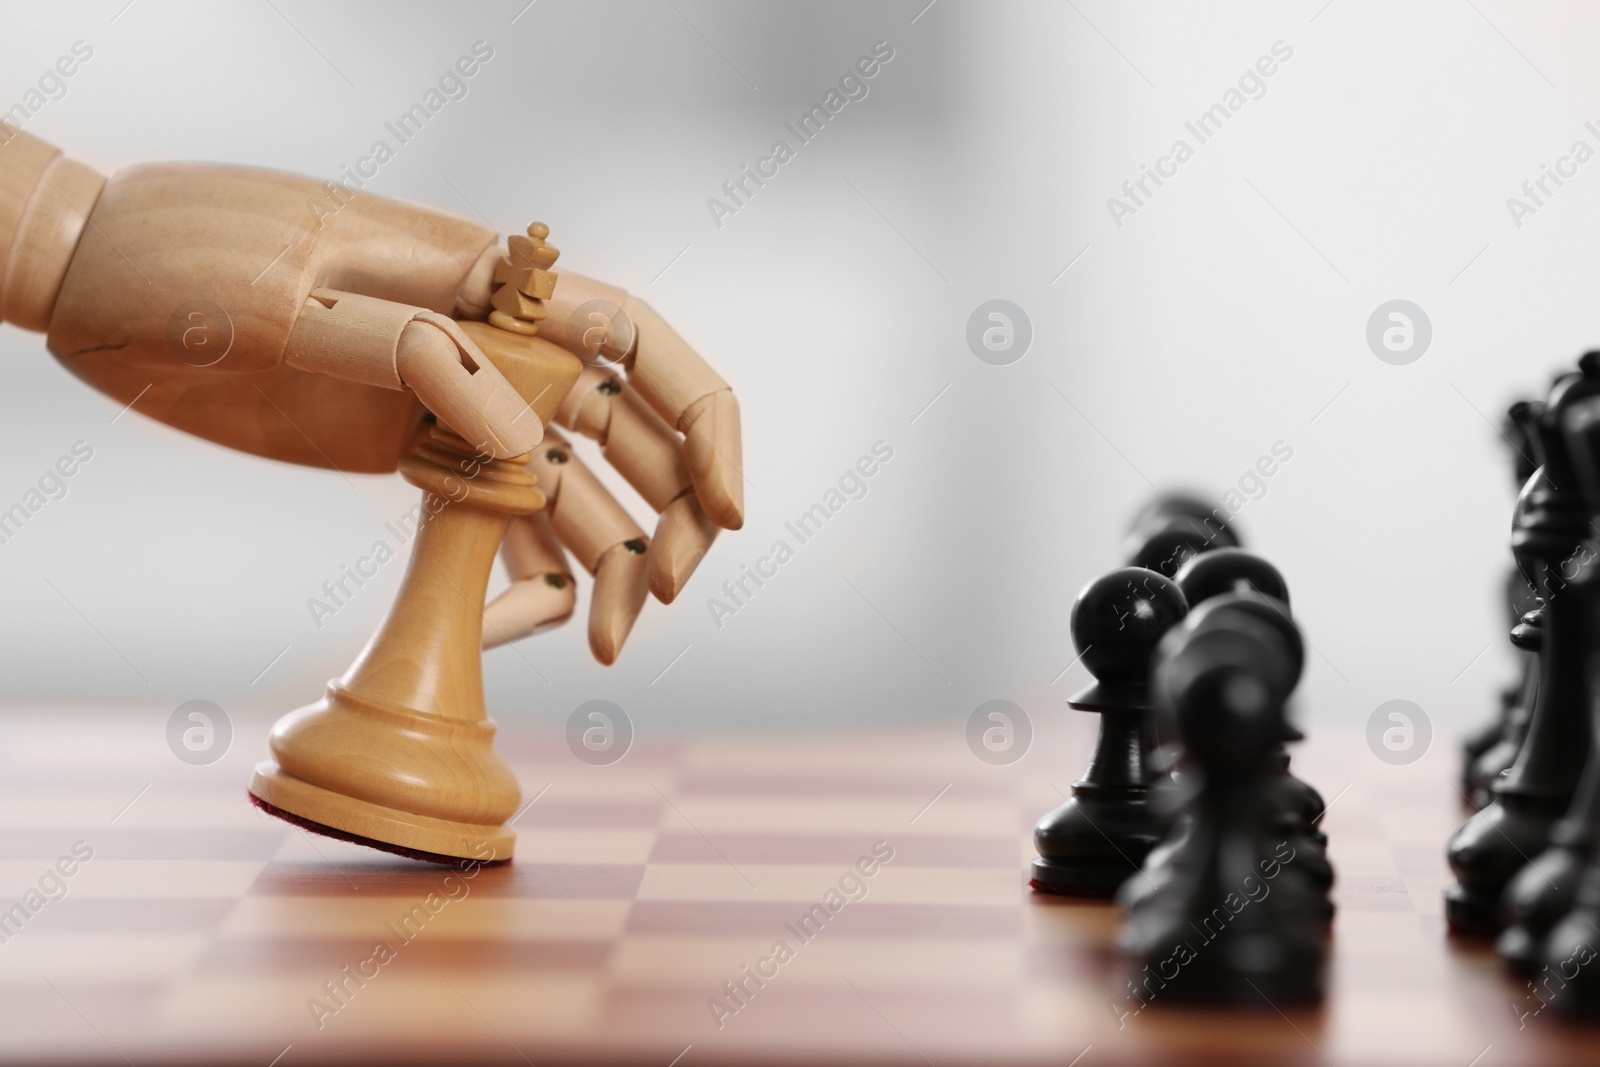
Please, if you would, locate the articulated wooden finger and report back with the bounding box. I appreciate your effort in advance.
[557,367,690,511]
[621,295,727,419]
[680,388,744,530]
[536,271,635,366]
[557,368,720,602]
[284,289,543,458]
[650,493,718,604]
[396,313,543,459]
[284,289,410,389]
[454,244,500,321]
[616,296,743,529]
[482,512,575,650]
[529,429,650,664]
[458,322,583,429]
[530,430,648,573]
[590,540,649,665]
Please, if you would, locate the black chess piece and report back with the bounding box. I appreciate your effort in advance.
[1123,505,1243,784]
[1123,548,1300,894]
[1122,494,1239,579]
[1122,612,1326,1005]
[1542,868,1600,1018]
[1500,390,1600,972]
[1170,547,1286,606]
[1119,590,1334,927]
[1126,492,1239,548]
[1174,555,1326,836]
[1542,768,1600,1018]
[1031,567,1187,897]
[1447,362,1600,935]
[1499,742,1600,971]
[1464,400,1545,807]
[1178,553,1326,839]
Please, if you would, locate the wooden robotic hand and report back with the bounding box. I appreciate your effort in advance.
[0,131,743,662]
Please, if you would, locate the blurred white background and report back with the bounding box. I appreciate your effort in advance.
[0,0,1590,753]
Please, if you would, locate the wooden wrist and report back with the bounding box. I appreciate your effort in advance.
[0,130,105,332]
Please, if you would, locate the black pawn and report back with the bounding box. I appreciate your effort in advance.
[1192,600,1330,892]
[1122,493,1239,579]
[1124,614,1326,1005]
[1447,362,1600,935]
[1125,492,1240,549]
[1500,388,1600,973]
[1031,567,1187,897]
[1171,547,1287,606]
[1173,549,1327,836]
[1122,558,1298,924]
[1124,510,1239,782]
[1120,592,1335,927]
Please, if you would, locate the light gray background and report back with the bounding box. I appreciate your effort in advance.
[0,1,1586,750]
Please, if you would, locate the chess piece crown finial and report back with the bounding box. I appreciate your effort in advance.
[488,222,560,336]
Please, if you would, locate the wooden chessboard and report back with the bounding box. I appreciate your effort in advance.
[0,703,1596,1066]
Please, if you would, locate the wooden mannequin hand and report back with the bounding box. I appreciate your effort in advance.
[0,132,743,659]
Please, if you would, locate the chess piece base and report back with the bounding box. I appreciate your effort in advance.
[1444,882,1504,936]
[1273,762,1325,832]
[1446,791,1566,936]
[1118,817,1191,915]
[247,418,541,866]
[1132,947,1325,1007]
[1544,907,1600,1018]
[250,761,514,864]
[1497,842,1588,970]
[1030,792,1165,897]
[1495,924,1539,971]
[1028,859,1137,898]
